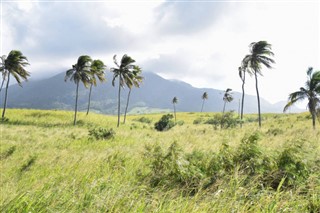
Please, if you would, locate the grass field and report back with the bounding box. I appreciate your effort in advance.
[1,109,319,212]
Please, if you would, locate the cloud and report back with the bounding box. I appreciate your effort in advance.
[3,2,140,59]
[154,0,230,35]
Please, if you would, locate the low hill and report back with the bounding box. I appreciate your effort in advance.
[1,72,302,114]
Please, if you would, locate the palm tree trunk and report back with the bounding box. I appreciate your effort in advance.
[123,89,131,124]
[221,101,227,129]
[173,104,176,123]
[254,72,262,128]
[201,99,205,112]
[312,111,316,130]
[117,77,121,127]
[73,81,79,126]
[2,74,10,120]
[240,72,246,128]
[0,77,5,93]
[86,84,93,115]
[222,101,227,114]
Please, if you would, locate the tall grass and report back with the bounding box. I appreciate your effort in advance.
[0,109,319,212]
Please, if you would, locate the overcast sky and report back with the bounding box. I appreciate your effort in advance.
[1,0,319,104]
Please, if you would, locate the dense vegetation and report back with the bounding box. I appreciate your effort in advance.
[1,109,319,212]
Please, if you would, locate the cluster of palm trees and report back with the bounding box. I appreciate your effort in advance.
[238,41,275,128]
[1,47,319,129]
[65,54,143,126]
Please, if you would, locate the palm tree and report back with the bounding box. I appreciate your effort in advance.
[0,55,8,94]
[65,55,92,126]
[222,88,233,114]
[284,67,320,129]
[111,54,138,127]
[242,41,275,128]
[1,50,30,120]
[238,60,252,127]
[201,92,208,112]
[86,59,106,115]
[123,66,143,124]
[172,96,178,123]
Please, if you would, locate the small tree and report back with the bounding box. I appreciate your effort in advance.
[201,92,208,112]
[172,96,178,123]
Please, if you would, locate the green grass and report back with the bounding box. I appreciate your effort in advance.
[1,109,319,212]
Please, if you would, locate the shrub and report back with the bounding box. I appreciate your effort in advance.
[133,116,152,124]
[233,132,271,175]
[205,112,239,129]
[154,114,175,131]
[89,127,115,140]
[143,142,208,195]
[193,118,204,124]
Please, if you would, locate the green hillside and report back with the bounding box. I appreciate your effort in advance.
[1,109,319,212]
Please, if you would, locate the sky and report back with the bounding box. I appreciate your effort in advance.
[1,0,319,105]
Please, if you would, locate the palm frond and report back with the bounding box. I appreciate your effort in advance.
[283,90,307,112]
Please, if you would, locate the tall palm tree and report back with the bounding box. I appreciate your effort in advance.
[222,88,233,114]
[86,59,106,115]
[111,54,138,127]
[172,96,178,123]
[284,67,320,129]
[1,50,30,120]
[123,66,143,124]
[65,55,92,125]
[242,41,275,128]
[201,92,208,112]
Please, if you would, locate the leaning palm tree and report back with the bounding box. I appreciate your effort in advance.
[65,55,92,125]
[222,88,233,114]
[111,54,138,127]
[238,59,252,127]
[242,41,275,128]
[0,55,8,94]
[123,66,143,124]
[172,96,178,123]
[1,50,30,120]
[284,67,320,129]
[86,59,106,115]
[201,92,208,112]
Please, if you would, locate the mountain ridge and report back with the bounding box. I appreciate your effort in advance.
[0,71,303,114]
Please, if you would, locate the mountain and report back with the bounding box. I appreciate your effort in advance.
[0,72,303,114]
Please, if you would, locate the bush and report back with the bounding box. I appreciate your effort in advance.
[143,142,208,195]
[133,116,152,124]
[193,118,204,124]
[89,127,115,140]
[204,112,239,129]
[233,132,271,175]
[154,114,175,131]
